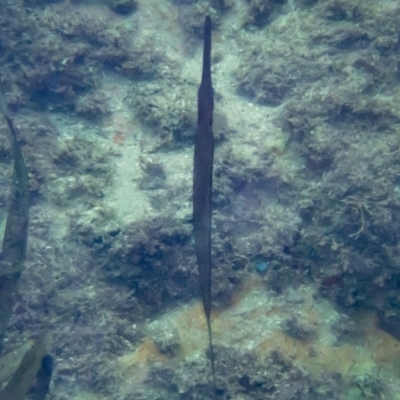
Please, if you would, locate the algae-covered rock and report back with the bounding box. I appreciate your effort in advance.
[130,81,196,150]
[138,155,167,191]
[210,0,234,11]
[131,79,228,151]
[282,316,317,341]
[148,346,343,399]
[108,0,137,15]
[147,320,180,357]
[48,135,114,205]
[75,90,109,120]
[177,2,220,39]
[244,0,287,29]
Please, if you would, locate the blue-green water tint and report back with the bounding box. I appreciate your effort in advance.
[2,0,400,399]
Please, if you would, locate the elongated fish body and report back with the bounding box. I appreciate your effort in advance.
[0,99,29,266]
[30,354,54,400]
[0,333,51,400]
[0,94,52,400]
[0,91,30,347]
[193,15,216,397]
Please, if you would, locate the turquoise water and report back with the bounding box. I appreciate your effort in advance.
[1,0,400,399]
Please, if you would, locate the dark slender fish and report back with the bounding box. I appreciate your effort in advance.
[0,90,30,346]
[30,354,54,400]
[0,333,51,400]
[193,15,216,397]
[0,94,52,400]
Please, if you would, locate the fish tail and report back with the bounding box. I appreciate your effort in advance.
[206,317,217,399]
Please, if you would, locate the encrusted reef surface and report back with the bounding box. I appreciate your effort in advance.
[1,0,400,399]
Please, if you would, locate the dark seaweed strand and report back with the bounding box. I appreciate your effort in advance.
[193,16,217,398]
[0,90,30,347]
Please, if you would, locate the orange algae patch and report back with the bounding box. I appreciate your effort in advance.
[257,331,373,377]
[255,309,400,380]
[103,112,135,145]
[113,132,127,144]
[174,303,215,359]
[257,332,310,361]
[132,338,164,363]
[116,281,400,388]
[175,303,207,330]
[355,311,400,377]
[228,275,264,308]
[118,338,165,369]
[117,302,222,376]
[305,343,372,376]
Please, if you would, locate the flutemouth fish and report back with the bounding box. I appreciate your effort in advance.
[0,90,30,346]
[193,15,216,398]
[0,333,52,400]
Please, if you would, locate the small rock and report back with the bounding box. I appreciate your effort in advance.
[108,0,137,15]
[147,320,180,357]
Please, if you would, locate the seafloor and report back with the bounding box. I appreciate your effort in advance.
[1,0,400,399]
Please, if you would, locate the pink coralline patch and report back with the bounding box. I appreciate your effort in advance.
[113,131,127,145]
[105,112,132,145]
